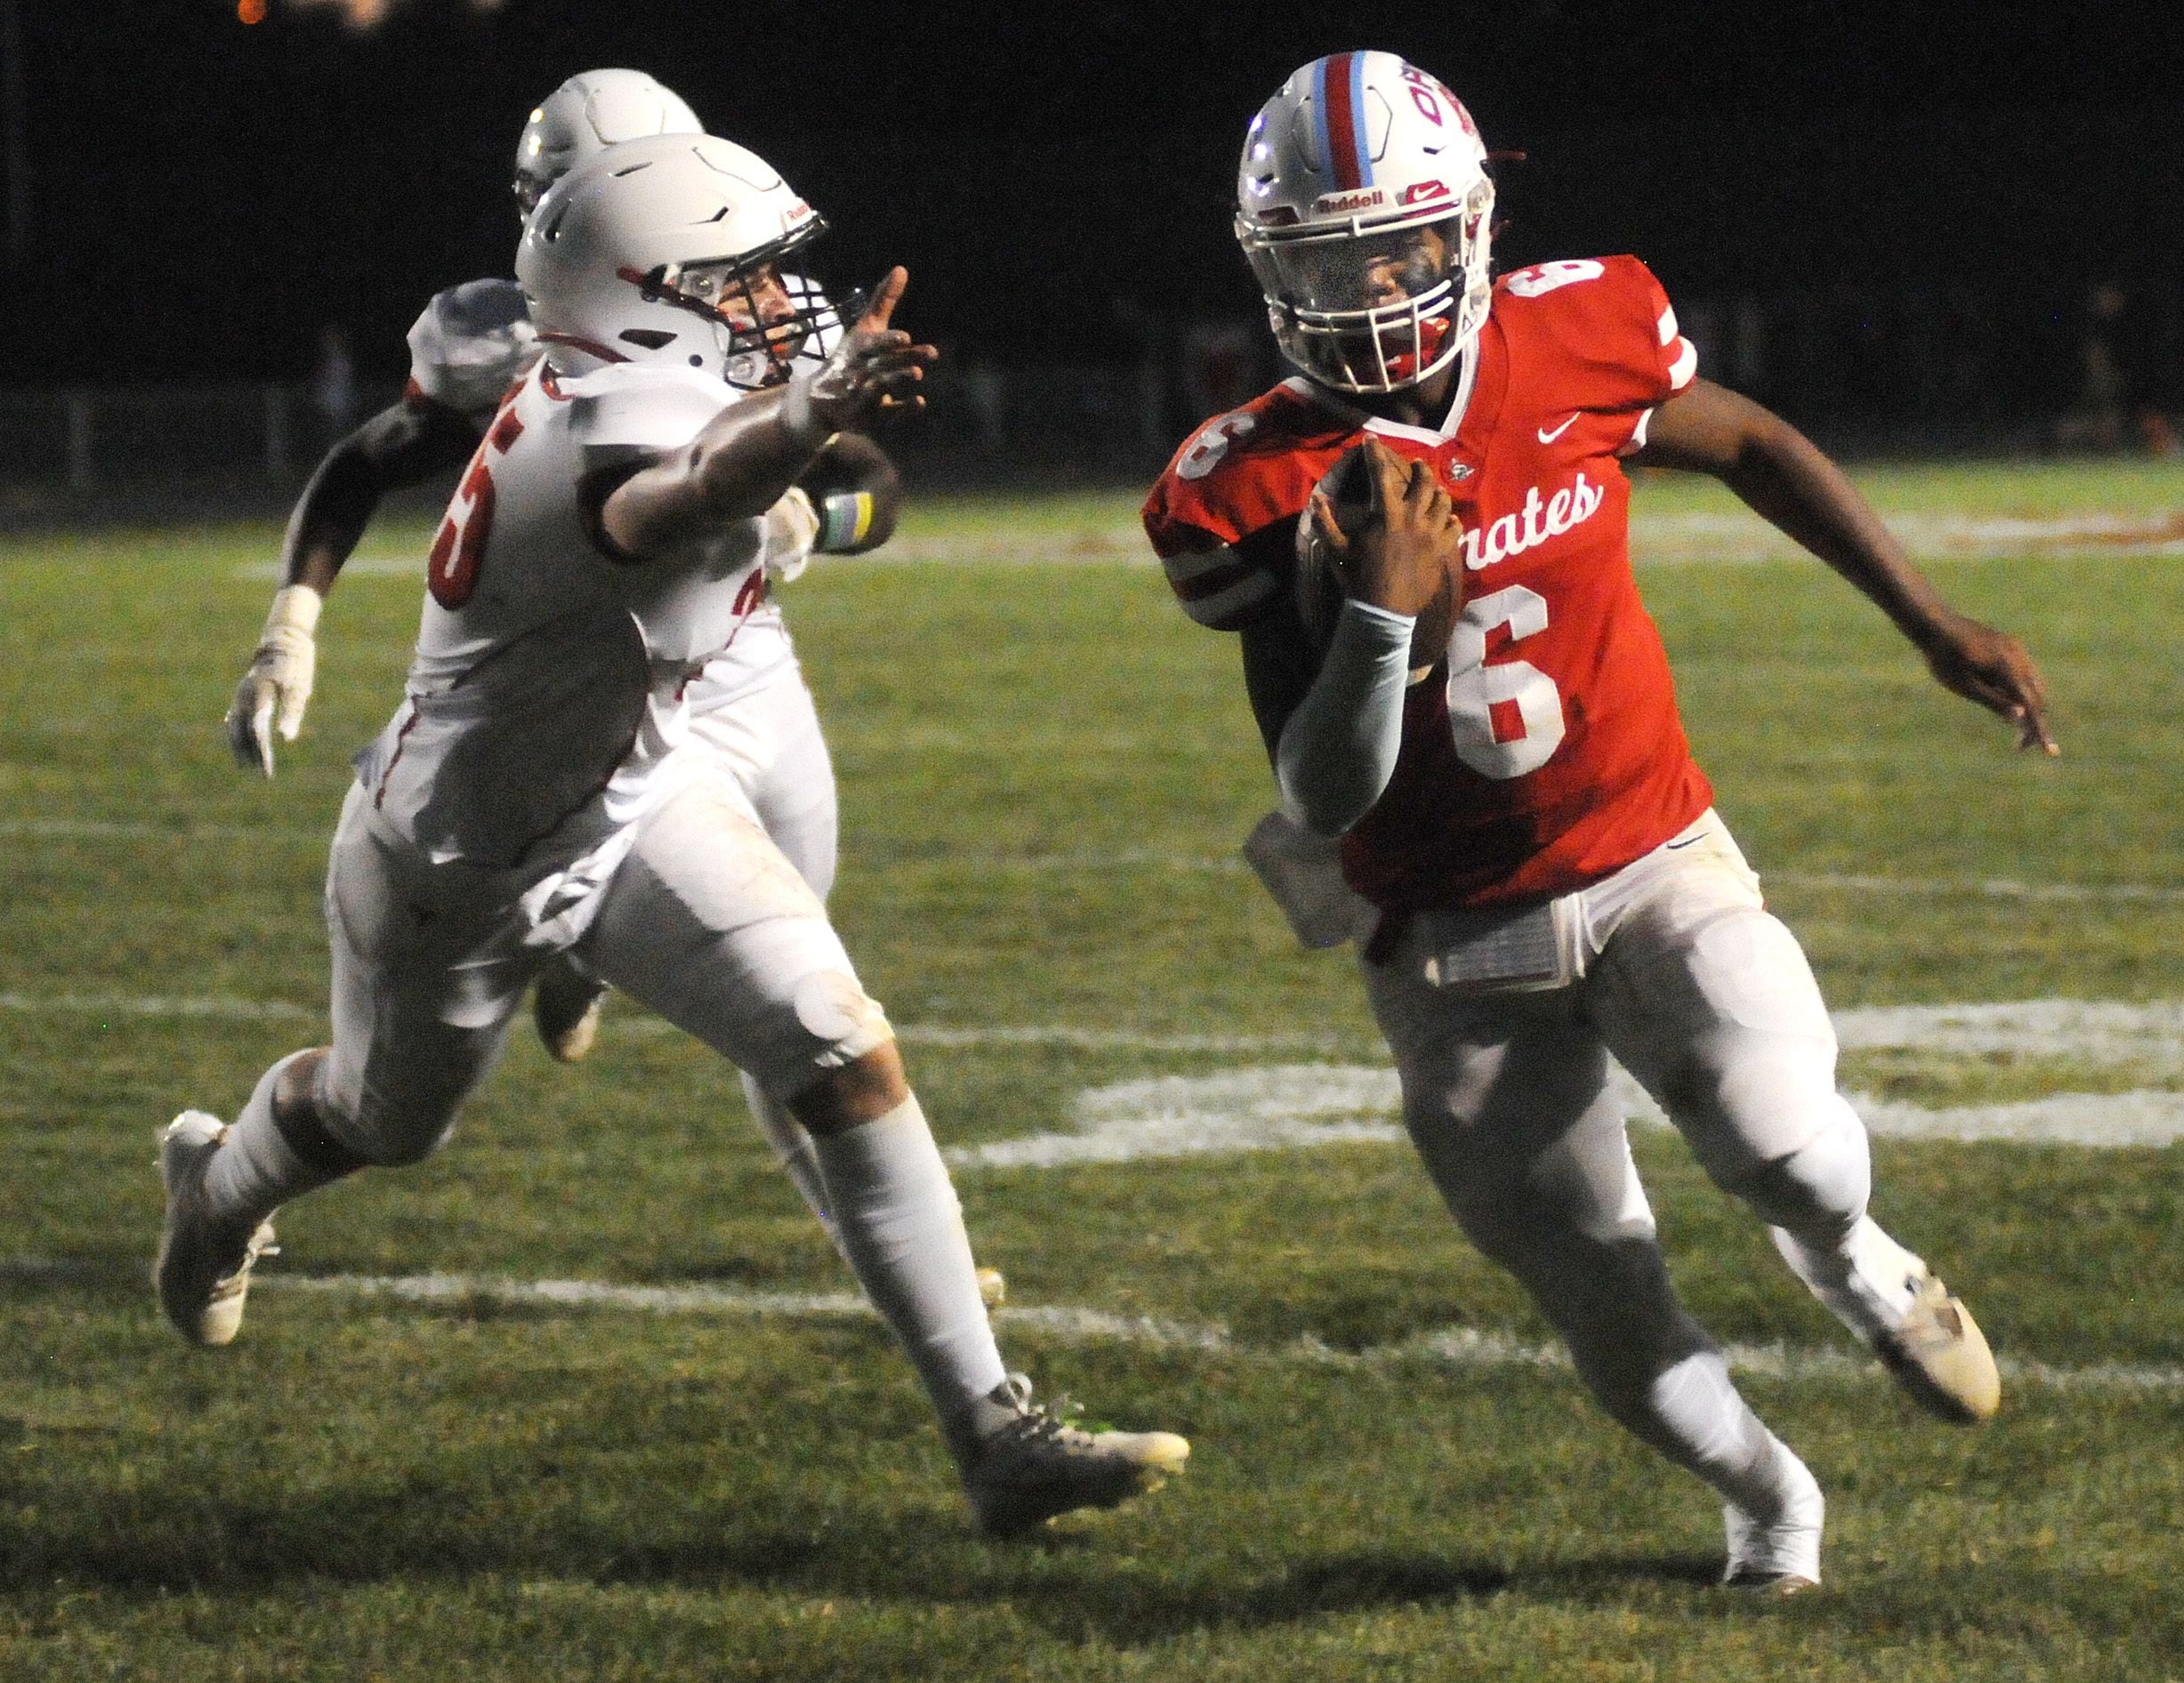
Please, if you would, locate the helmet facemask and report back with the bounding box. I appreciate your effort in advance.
[1243,179,1493,394]
[623,222,855,390]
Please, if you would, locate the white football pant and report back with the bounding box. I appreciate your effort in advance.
[1363,809,1871,1509]
[318,761,887,1169]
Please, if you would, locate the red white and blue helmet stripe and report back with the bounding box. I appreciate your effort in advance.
[1310,52,1374,190]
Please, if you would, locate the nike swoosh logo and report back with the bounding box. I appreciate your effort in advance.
[1537,414,1578,444]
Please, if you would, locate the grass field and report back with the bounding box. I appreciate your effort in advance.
[4,457,2183,1680]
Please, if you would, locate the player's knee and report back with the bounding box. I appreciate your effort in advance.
[787,1038,908,1135]
[1724,1094,1871,1236]
[1658,1013,1849,1188]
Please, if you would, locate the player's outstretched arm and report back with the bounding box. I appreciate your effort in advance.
[1634,377,2057,754]
[226,399,482,777]
[599,267,936,561]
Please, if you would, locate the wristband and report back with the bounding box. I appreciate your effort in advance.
[817,490,876,552]
[264,583,324,640]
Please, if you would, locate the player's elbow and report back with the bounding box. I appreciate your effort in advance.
[1275,747,1385,838]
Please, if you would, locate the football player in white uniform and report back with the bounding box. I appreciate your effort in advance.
[222,68,987,1305]
[169,135,1188,1538]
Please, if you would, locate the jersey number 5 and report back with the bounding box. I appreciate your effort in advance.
[428,404,525,608]
[1444,583,1567,778]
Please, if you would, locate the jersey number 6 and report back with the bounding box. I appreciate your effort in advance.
[1444,583,1567,778]
[428,404,526,608]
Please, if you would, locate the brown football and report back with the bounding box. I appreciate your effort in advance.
[1293,445,1455,676]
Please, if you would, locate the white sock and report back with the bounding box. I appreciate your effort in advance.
[1649,1349,1809,1523]
[810,1094,1007,1421]
[1771,1215,1924,1340]
[200,1051,358,1224]
[742,1070,846,1262]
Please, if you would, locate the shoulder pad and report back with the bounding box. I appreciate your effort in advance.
[1144,386,1348,632]
[565,362,736,457]
[1492,256,1696,407]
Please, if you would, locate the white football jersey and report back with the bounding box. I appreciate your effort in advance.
[689,271,845,712]
[402,274,845,714]
[405,278,543,420]
[358,358,778,870]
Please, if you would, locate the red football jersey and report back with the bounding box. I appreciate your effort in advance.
[1143,254,1713,912]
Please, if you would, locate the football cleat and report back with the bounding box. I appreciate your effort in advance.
[953,1374,1189,1540]
[1773,1223,2001,1425]
[155,1111,278,1348]
[976,1266,1007,1309]
[1872,1272,2001,1425]
[533,956,608,1064]
[1722,1459,1824,1594]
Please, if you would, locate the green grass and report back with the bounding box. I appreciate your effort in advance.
[4,460,2184,1679]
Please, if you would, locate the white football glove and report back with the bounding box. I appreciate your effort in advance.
[761,485,819,584]
[225,584,322,777]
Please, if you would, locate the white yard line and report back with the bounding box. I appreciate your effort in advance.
[1773,871,2184,906]
[10,986,2183,1141]
[0,991,316,1020]
[232,510,2184,580]
[239,1268,2183,1395]
[9,1256,2177,1392]
[0,818,321,842]
[8,817,2178,914]
[231,556,431,581]
[5,816,2177,914]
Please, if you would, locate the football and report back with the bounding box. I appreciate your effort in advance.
[1293,444,1455,675]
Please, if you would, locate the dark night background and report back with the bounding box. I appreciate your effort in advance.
[4,0,2181,455]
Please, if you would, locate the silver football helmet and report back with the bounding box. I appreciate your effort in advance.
[516,133,846,386]
[1237,52,1495,394]
[512,68,702,217]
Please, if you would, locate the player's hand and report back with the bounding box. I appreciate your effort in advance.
[1916,608,2058,755]
[223,584,322,777]
[1306,437,1461,620]
[785,267,939,441]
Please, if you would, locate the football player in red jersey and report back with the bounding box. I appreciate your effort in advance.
[1146,51,2054,1591]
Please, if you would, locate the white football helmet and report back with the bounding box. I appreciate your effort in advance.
[516,133,845,386]
[512,68,702,216]
[1237,51,1495,394]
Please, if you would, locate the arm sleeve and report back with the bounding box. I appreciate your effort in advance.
[1273,600,1416,837]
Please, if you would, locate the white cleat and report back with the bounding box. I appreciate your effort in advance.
[1872,1272,2001,1425]
[1773,1222,2001,1425]
[155,1111,277,1348]
[1722,1460,1824,1594]
[976,1266,1007,1309]
[533,955,608,1064]
[953,1374,1189,1539]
